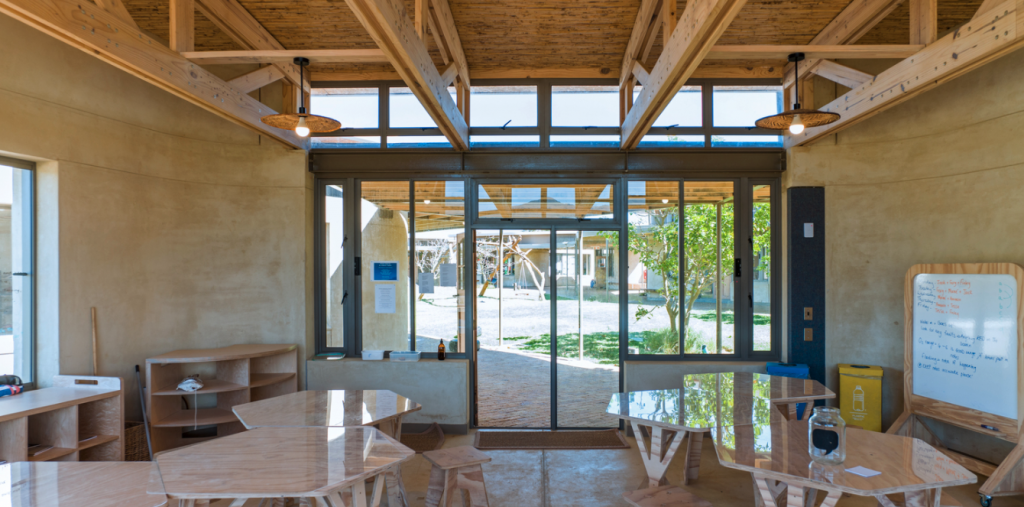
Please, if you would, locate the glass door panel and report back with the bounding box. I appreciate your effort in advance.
[555,230,620,428]
[475,229,551,428]
[752,184,773,352]
[413,181,466,353]
[324,184,345,348]
[683,181,736,355]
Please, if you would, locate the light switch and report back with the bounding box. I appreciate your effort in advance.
[804,307,813,320]
[804,223,814,238]
[804,328,813,341]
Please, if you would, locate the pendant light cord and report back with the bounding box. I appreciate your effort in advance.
[793,57,800,110]
[298,61,306,115]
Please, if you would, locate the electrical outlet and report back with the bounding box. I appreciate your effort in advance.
[804,307,813,320]
[804,328,813,341]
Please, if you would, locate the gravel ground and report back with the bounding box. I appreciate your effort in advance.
[415,286,770,358]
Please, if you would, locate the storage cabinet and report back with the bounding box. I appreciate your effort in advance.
[145,344,297,453]
[0,375,123,463]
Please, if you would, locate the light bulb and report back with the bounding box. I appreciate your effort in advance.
[789,115,804,135]
[295,116,310,137]
[424,200,431,204]
[662,199,669,204]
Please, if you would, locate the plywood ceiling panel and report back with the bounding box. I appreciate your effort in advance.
[123,0,986,77]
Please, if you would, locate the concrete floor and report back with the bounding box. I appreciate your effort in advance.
[391,430,1024,507]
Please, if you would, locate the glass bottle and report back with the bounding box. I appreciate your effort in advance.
[438,340,446,360]
[808,406,846,464]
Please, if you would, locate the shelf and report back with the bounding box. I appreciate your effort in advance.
[151,408,238,428]
[76,434,119,451]
[249,372,296,389]
[152,378,248,396]
[28,446,77,462]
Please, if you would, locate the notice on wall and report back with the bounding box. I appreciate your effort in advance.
[375,284,396,314]
[912,273,1018,418]
[372,262,399,281]
[439,263,457,287]
[418,273,435,294]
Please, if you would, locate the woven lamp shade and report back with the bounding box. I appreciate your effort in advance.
[755,108,840,130]
[261,113,341,133]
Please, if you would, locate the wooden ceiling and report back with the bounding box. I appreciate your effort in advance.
[122,0,985,80]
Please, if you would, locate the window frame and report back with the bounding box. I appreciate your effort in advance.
[309,78,784,150]
[0,155,35,386]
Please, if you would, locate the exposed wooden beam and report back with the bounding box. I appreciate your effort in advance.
[343,0,469,150]
[784,0,906,87]
[93,0,138,29]
[0,0,304,148]
[641,7,665,64]
[311,63,783,82]
[910,0,938,44]
[662,0,677,48]
[440,62,459,86]
[182,49,389,65]
[708,44,923,60]
[632,61,651,85]
[194,0,308,92]
[621,0,748,149]
[228,65,285,93]
[169,0,195,53]
[788,2,1023,147]
[619,0,662,87]
[425,10,450,65]
[809,59,874,88]
[429,0,471,86]
[415,0,426,38]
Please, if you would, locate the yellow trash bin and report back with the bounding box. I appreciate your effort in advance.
[839,364,883,432]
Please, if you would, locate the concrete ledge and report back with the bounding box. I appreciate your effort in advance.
[306,357,469,434]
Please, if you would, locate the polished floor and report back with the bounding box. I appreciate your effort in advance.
[392,430,1024,507]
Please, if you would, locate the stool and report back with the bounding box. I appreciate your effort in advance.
[623,485,713,507]
[423,446,492,507]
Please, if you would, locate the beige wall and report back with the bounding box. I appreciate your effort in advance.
[0,14,311,419]
[787,47,1024,459]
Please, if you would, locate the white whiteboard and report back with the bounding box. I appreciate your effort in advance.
[913,274,1018,419]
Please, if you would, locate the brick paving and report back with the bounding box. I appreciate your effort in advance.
[476,347,620,428]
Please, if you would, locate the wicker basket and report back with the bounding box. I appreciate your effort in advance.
[124,421,150,461]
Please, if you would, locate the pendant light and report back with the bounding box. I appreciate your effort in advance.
[755,53,840,135]
[260,57,341,137]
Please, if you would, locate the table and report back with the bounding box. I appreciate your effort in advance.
[151,426,414,507]
[1,461,166,506]
[713,413,977,507]
[606,372,835,488]
[232,390,421,440]
[232,390,422,507]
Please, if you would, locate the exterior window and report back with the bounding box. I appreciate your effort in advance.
[414,181,467,353]
[625,181,680,355]
[324,185,345,348]
[470,86,538,127]
[390,87,457,128]
[552,86,618,127]
[311,88,380,148]
[752,184,772,352]
[683,181,735,355]
[360,182,412,352]
[0,163,32,382]
[712,85,782,127]
[477,183,614,221]
[652,86,702,127]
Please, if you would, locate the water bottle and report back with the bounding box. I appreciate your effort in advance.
[808,406,846,464]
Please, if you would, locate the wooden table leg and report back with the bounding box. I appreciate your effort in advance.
[385,464,410,507]
[683,431,705,484]
[630,422,685,489]
[368,474,386,507]
[905,488,942,507]
[425,466,447,507]
[457,464,491,507]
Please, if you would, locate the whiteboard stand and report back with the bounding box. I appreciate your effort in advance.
[889,263,1024,507]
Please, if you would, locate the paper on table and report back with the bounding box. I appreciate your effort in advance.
[375,284,396,314]
[846,466,881,478]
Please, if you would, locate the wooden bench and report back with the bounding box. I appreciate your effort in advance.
[423,446,492,507]
[623,485,713,507]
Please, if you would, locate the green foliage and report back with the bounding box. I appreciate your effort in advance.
[510,332,620,365]
[691,311,771,326]
[753,199,772,277]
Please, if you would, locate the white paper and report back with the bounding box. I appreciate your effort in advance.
[375,284,396,314]
[439,263,457,287]
[419,272,435,294]
[803,223,814,238]
[846,466,881,478]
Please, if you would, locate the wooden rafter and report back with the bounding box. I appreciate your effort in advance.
[182,49,389,65]
[707,44,923,60]
[619,0,663,88]
[194,0,308,92]
[228,65,285,93]
[783,0,907,89]
[169,0,194,53]
[344,0,469,150]
[0,0,305,149]
[311,64,783,82]
[787,1,1024,147]
[93,0,138,29]
[620,0,749,149]
[429,0,471,87]
[808,60,874,89]
[910,0,938,44]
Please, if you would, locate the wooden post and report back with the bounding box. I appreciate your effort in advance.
[169,0,194,53]
[662,0,677,47]
[909,0,938,45]
[91,307,98,375]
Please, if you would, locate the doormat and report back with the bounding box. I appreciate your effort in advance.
[473,429,630,450]
[400,423,446,453]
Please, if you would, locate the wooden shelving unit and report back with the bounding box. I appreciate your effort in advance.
[0,375,124,463]
[145,344,297,453]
